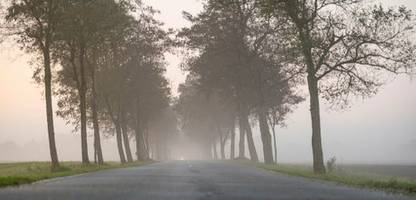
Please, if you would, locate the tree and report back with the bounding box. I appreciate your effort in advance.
[262,0,416,173]
[179,0,260,161]
[121,3,172,161]
[179,0,302,164]
[147,107,178,161]
[54,0,135,164]
[175,76,235,160]
[6,0,62,169]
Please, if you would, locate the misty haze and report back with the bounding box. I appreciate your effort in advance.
[0,0,415,199]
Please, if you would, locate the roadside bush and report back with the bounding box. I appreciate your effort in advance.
[327,157,337,173]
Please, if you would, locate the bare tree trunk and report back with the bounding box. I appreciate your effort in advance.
[91,68,103,165]
[143,123,150,159]
[121,125,133,163]
[115,122,126,163]
[219,132,225,160]
[79,45,89,164]
[296,21,326,173]
[134,124,147,161]
[308,74,326,173]
[212,142,218,160]
[134,99,148,161]
[243,114,259,162]
[238,114,246,158]
[230,119,235,160]
[143,125,149,159]
[121,110,133,162]
[258,107,273,164]
[216,124,226,160]
[134,128,141,161]
[43,47,59,169]
[271,122,277,164]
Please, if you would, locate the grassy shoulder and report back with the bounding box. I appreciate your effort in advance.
[233,160,416,195]
[0,161,154,188]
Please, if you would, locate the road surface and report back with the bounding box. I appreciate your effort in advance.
[0,161,414,200]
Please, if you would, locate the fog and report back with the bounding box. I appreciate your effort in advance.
[0,0,415,165]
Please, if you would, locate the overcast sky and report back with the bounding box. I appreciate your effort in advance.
[0,0,415,164]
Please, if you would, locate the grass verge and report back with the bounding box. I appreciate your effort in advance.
[0,161,154,188]
[233,160,416,195]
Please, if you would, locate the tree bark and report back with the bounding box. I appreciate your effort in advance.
[79,45,89,164]
[91,67,103,165]
[243,114,259,162]
[134,125,142,161]
[115,122,126,163]
[308,75,326,174]
[216,124,226,160]
[121,110,133,162]
[238,114,246,158]
[43,47,59,169]
[212,142,218,160]
[134,99,148,161]
[230,120,235,160]
[143,123,150,159]
[271,121,278,164]
[258,107,274,164]
[219,132,225,160]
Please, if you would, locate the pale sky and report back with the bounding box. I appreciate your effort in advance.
[0,0,415,164]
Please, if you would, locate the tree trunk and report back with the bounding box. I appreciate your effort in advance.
[134,123,146,161]
[134,99,148,161]
[134,127,142,161]
[216,124,226,160]
[91,68,103,165]
[79,45,89,164]
[230,120,235,160]
[115,122,126,164]
[212,142,218,160]
[161,138,168,161]
[258,107,274,164]
[238,114,246,158]
[143,125,149,158]
[296,22,326,173]
[220,132,225,160]
[307,74,326,174]
[243,114,259,162]
[271,122,277,164]
[143,123,150,159]
[121,110,133,162]
[43,47,59,169]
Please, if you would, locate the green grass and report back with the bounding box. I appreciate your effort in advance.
[234,160,416,195]
[0,161,154,187]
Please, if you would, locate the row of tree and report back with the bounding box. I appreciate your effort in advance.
[2,0,415,174]
[175,0,415,173]
[4,0,177,169]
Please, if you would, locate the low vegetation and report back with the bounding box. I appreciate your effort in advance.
[235,160,416,195]
[0,161,153,187]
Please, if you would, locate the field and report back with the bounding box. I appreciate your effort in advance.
[234,160,416,195]
[340,164,416,181]
[0,161,153,187]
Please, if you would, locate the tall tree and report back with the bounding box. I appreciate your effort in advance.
[262,0,416,173]
[6,0,61,169]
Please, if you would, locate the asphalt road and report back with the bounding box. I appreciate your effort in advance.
[0,161,414,200]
